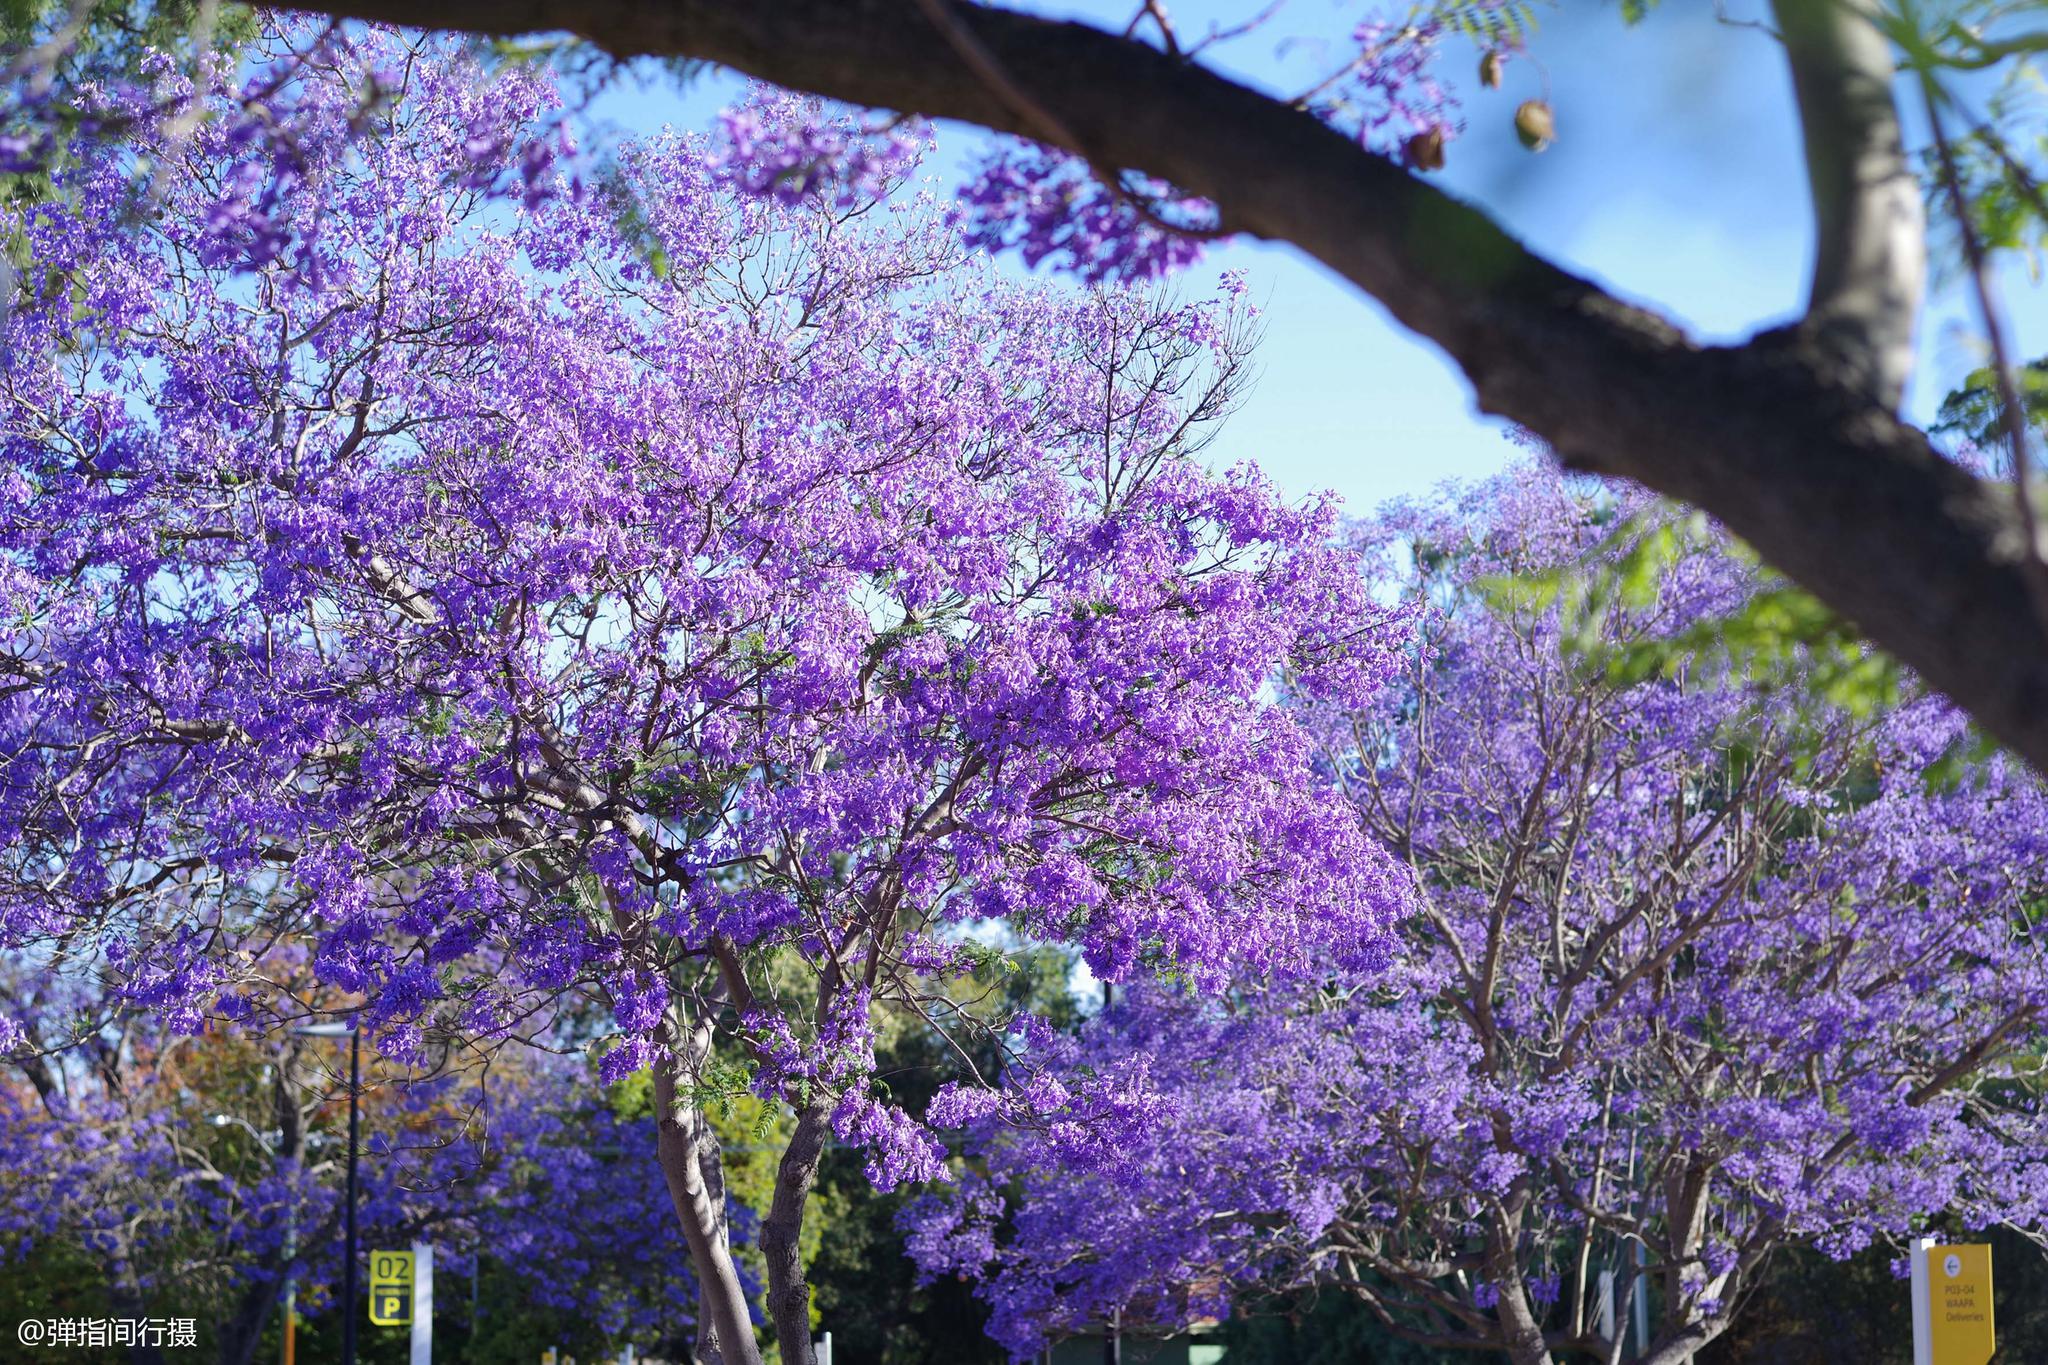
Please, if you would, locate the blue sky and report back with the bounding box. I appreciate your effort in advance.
[589,0,2048,520]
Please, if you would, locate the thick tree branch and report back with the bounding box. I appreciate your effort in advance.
[1773,0,1925,407]
[295,0,2048,771]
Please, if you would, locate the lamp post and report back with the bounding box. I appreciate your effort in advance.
[293,1020,360,1365]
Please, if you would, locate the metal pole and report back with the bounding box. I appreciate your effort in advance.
[282,1194,297,1365]
[341,1027,361,1365]
[1911,1235,1935,1365]
[410,1241,433,1365]
[1631,1238,1649,1357]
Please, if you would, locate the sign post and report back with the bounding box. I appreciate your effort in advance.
[1911,1236,1933,1365]
[369,1250,414,1329]
[410,1241,433,1365]
[1912,1238,1995,1365]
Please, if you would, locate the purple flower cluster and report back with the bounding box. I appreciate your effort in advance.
[712,86,929,210]
[957,144,1213,284]
[697,8,1485,284]
[0,23,1412,1275]
[909,464,2048,1361]
[1336,16,1465,152]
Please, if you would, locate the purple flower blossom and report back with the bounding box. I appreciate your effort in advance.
[909,463,2048,1361]
[0,21,1421,1339]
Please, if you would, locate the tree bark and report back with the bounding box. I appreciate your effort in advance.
[107,1258,169,1365]
[1773,0,1925,407]
[688,1103,741,1365]
[760,1102,834,1365]
[1486,1204,1555,1365]
[215,1265,287,1365]
[295,0,2048,775]
[652,1038,759,1365]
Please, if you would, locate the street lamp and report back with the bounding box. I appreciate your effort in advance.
[293,1019,360,1365]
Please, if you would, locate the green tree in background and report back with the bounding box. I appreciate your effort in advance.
[801,947,1084,1365]
[597,943,1082,1364]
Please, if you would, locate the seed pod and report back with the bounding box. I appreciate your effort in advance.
[1403,126,1447,172]
[1480,50,1505,89]
[1514,99,1555,151]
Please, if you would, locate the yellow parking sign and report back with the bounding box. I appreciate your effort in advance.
[1927,1242,1994,1365]
[369,1249,414,1327]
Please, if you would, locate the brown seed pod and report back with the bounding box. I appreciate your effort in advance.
[1514,99,1555,151]
[1479,50,1505,89]
[1403,126,1447,172]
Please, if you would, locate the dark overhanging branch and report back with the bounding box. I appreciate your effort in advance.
[273,0,2048,774]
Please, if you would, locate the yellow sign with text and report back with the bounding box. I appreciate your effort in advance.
[1928,1242,1994,1365]
[368,1249,414,1327]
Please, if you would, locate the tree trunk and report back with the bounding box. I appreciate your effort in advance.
[1485,1203,1554,1365]
[688,1094,741,1365]
[215,1264,286,1365]
[1773,0,1923,408]
[652,1047,760,1365]
[1493,1285,1554,1365]
[760,1102,834,1365]
[216,1044,318,1365]
[107,1261,168,1365]
[1651,1162,1715,1365]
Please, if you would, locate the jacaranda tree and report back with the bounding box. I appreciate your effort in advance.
[908,465,2048,1365]
[0,22,1413,1362]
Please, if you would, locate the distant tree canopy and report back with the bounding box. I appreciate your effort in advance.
[911,466,2048,1365]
